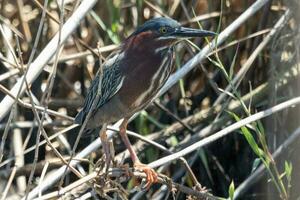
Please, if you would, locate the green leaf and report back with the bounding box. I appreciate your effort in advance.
[135,111,149,136]
[218,88,237,100]
[229,181,235,200]
[241,125,262,156]
[140,110,165,129]
[145,147,158,163]
[198,149,214,184]
[185,39,201,51]
[207,56,223,69]
[111,22,118,33]
[227,111,263,157]
[90,11,120,44]
[251,158,261,173]
[169,136,178,147]
[284,161,293,181]
[257,120,265,135]
[229,45,239,80]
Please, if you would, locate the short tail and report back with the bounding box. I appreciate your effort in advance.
[75,111,101,138]
[82,127,101,138]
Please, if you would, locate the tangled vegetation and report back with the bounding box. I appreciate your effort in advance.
[0,0,299,199]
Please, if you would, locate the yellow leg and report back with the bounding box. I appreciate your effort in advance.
[119,118,158,189]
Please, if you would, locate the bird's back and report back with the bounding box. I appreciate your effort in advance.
[75,24,177,129]
[75,53,124,125]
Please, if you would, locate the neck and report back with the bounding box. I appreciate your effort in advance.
[123,34,174,54]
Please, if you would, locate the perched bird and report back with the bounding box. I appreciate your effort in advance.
[75,17,215,187]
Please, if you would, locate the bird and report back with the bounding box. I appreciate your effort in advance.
[75,17,216,188]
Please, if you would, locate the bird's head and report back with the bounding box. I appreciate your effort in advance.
[124,17,216,51]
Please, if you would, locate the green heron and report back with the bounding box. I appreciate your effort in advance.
[75,17,215,188]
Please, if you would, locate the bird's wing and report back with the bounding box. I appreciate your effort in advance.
[75,54,124,124]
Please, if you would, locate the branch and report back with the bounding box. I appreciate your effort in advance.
[148,96,300,168]
[158,0,271,96]
[36,168,218,200]
[25,0,271,198]
[234,126,300,199]
[0,0,98,121]
[0,85,74,121]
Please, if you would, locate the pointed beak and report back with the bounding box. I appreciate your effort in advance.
[171,27,216,38]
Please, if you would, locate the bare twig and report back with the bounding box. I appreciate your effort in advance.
[0,0,98,121]
[32,0,60,24]
[158,0,271,97]
[0,166,17,200]
[53,44,118,64]
[0,84,74,121]
[35,168,217,200]
[149,96,300,168]
[0,125,78,169]
[38,162,49,198]
[213,9,291,106]
[24,1,272,198]
[234,126,300,199]
[16,0,32,42]
[13,128,26,194]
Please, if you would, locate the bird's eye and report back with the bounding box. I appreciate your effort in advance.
[160,27,167,34]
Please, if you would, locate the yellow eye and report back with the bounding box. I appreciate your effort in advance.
[160,27,167,34]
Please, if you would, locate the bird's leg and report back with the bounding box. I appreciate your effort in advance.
[119,118,138,162]
[99,123,111,169]
[119,118,158,189]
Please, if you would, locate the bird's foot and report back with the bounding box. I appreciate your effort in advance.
[134,161,158,189]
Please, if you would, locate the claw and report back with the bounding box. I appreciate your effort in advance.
[134,162,158,190]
